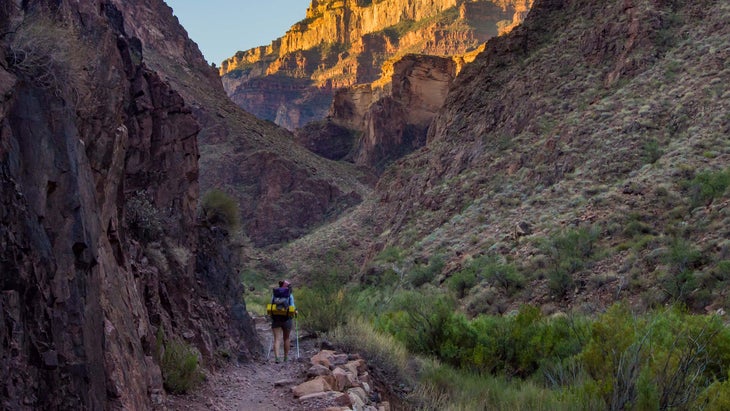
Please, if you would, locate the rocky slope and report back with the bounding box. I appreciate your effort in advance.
[221,0,533,130]
[0,2,256,409]
[111,0,372,248]
[276,0,730,314]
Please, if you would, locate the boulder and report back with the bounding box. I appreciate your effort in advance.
[331,353,350,366]
[332,367,355,391]
[345,359,367,375]
[348,387,368,407]
[359,371,371,386]
[298,390,345,402]
[308,364,332,377]
[311,350,337,368]
[292,375,335,398]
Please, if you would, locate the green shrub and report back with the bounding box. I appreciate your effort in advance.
[408,255,445,287]
[713,260,730,282]
[683,168,730,210]
[579,304,730,410]
[160,339,203,394]
[660,237,702,302]
[371,296,730,410]
[379,290,455,357]
[482,257,525,296]
[125,190,166,242]
[374,246,405,264]
[200,189,240,229]
[641,139,663,164]
[446,268,479,298]
[539,226,600,298]
[697,372,730,410]
[297,286,352,334]
[549,270,576,299]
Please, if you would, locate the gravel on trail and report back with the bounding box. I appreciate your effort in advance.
[165,315,322,411]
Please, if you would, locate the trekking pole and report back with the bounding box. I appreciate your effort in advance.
[296,317,300,359]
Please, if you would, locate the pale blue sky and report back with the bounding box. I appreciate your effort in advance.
[165,0,309,65]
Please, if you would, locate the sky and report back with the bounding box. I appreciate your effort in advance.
[165,0,310,65]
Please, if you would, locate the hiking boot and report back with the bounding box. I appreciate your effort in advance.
[275,357,281,364]
[283,356,288,362]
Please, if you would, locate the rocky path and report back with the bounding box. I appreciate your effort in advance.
[165,315,321,411]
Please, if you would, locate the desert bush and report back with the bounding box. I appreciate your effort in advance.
[683,167,730,210]
[539,226,600,298]
[378,290,455,357]
[200,189,240,229]
[238,269,271,315]
[660,237,702,302]
[374,245,404,264]
[641,139,663,164]
[125,190,166,242]
[371,296,730,410]
[712,260,730,282]
[580,304,730,410]
[697,373,730,410]
[296,269,353,334]
[481,256,525,296]
[408,254,444,287]
[160,339,203,394]
[297,286,351,334]
[446,267,479,298]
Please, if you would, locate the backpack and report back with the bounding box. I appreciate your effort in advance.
[267,287,294,317]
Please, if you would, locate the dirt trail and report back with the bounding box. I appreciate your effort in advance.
[165,315,321,411]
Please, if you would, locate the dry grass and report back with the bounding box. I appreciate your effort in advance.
[6,10,94,105]
[328,317,410,387]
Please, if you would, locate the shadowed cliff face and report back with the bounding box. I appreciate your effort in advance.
[221,0,533,130]
[110,0,372,248]
[0,2,257,409]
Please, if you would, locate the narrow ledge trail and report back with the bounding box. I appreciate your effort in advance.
[165,315,322,411]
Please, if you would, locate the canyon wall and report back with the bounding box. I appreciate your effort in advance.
[0,1,256,409]
[112,0,372,248]
[221,0,532,130]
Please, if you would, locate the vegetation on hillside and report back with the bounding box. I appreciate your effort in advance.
[287,263,730,410]
[248,1,730,408]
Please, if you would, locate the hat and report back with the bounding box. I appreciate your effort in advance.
[282,280,291,287]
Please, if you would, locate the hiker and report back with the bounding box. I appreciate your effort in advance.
[269,279,296,363]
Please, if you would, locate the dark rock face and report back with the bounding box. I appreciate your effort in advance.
[0,2,257,409]
[294,120,356,161]
[111,0,371,248]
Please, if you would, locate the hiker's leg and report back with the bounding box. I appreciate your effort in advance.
[282,323,291,359]
[272,326,283,359]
